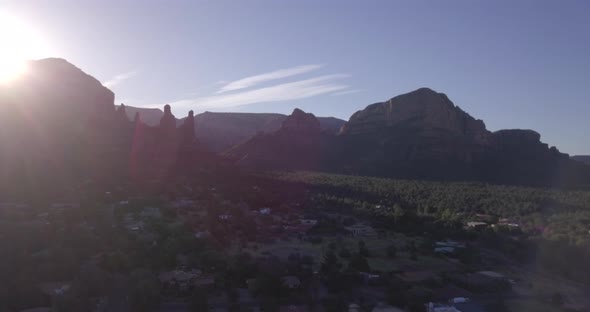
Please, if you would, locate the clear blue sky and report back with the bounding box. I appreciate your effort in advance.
[4,0,590,154]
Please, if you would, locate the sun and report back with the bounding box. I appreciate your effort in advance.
[0,11,53,84]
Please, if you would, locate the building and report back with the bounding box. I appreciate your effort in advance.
[279,305,309,312]
[281,276,301,289]
[159,269,202,292]
[38,282,71,297]
[426,303,460,312]
[259,208,272,215]
[300,219,318,226]
[371,303,405,312]
[434,246,456,254]
[345,224,377,237]
[140,206,162,219]
[466,222,487,228]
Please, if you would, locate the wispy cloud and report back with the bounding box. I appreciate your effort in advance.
[171,74,350,110]
[216,64,323,94]
[331,89,362,96]
[102,71,137,88]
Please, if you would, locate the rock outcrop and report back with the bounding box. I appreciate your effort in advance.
[280,108,321,133]
[342,88,489,144]
[492,129,541,145]
[128,108,346,153]
[0,58,120,196]
[0,58,208,197]
[226,108,331,170]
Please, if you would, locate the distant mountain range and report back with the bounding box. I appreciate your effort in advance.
[123,106,345,153]
[1,58,588,193]
[229,88,590,186]
[572,155,590,165]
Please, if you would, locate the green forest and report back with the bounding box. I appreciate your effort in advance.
[265,171,590,282]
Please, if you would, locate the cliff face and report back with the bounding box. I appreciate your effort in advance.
[0,58,120,195]
[342,88,489,143]
[335,88,492,179]
[0,59,205,197]
[280,108,321,134]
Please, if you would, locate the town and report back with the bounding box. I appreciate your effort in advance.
[3,170,588,312]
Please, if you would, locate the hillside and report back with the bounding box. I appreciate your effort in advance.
[125,107,345,153]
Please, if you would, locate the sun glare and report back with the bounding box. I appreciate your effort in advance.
[0,11,52,84]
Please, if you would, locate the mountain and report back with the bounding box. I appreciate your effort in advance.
[125,105,165,126]
[0,59,205,197]
[229,88,590,186]
[0,58,121,196]
[125,107,345,153]
[225,109,333,170]
[572,155,590,165]
[2,59,587,190]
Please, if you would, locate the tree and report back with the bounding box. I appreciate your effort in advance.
[551,292,564,306]
[189,288,208,312]
[339,247,351,258]
[386,245,397,258]
[348,253,370,272]
[358,240,370,257]
[320,250,341,275]
[129,269,160,311]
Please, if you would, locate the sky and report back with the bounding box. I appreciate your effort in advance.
[2,0,589,154]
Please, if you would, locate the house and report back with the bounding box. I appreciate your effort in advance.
[360,272,380,281]
[434,247,456,254]
[194,230,210,238]
[0,202,27,210]
[279,305,309,312]
[193,276,215,288]
[219,213,232,220]
[496,218,519,227]
[345,224,377,237]
[397,271,435,283]
[371,303,405,312]
[20,308,52,312]
[123,215,144,231]
[466,222,487,228]
[435,240,465,248]
[476,271,505,279]
[171,198,195,209]
[50,202,80,209]
[300,219,318,226]
[159,269,202,292]
[140,207,162,219]
[432,285,472,302]
[281,276,301,289]
[38,282,71,296]
[349,303,361,312]
[259,208,272,215]
[426,303,460,312]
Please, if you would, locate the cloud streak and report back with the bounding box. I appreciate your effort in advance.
[102,71,137,88]
[216,64,322,94]
[331,89,362,96]
[171,74,350,110]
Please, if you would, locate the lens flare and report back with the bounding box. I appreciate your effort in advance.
[0,10,53,84]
